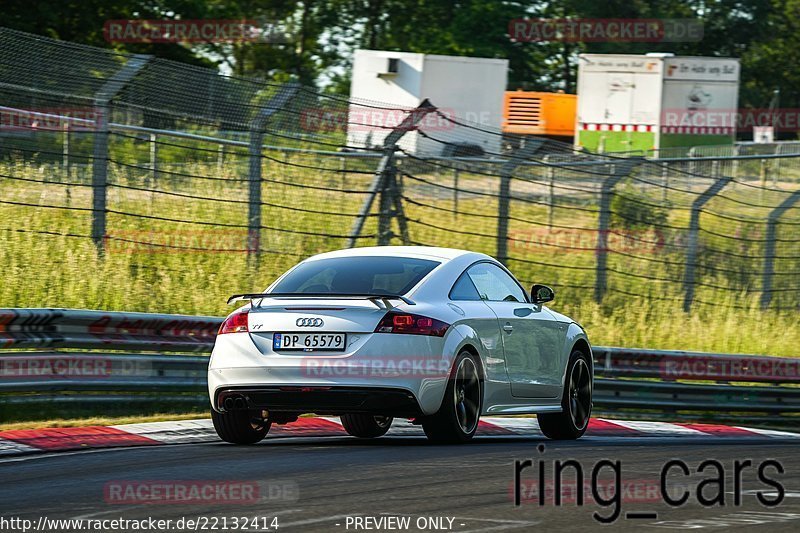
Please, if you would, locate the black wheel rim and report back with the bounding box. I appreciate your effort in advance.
[453,357,480,434]
[373,416,392,429]
[568,358,592,431]
[250,410,269,431]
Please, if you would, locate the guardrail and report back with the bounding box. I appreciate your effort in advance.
[1,309,798,426]
[591,347,800,425]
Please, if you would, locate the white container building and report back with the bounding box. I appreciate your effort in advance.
[347,49,508,155]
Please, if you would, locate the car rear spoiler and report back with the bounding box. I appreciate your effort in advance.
[227,292,416,308]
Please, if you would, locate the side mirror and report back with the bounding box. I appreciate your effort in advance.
[530,284,555,304]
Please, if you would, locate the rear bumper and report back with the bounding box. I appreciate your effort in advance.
[214,386,424,417]
[208,331,462,416]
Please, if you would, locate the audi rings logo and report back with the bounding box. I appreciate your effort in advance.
[296,317,324,327]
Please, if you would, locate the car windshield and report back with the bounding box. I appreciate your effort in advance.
[270,256,440,296]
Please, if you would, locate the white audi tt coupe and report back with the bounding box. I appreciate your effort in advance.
[208,246,592,444]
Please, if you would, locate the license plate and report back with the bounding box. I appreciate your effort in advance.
[273,333,346,351]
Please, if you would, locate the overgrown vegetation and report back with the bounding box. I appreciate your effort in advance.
[2,154,798,357]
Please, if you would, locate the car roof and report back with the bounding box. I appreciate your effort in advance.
[305,246,488,262]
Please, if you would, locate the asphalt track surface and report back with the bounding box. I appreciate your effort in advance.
[2,433,799,532]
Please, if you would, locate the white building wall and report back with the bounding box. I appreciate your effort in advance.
[348,49,508,155]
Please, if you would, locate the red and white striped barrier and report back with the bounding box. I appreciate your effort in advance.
[578,123,735,135]
[1,417,797,457]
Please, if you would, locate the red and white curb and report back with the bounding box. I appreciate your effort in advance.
[1,417,797,457]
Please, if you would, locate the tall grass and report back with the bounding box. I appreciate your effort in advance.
[1,152,798,357]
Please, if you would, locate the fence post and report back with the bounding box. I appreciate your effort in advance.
[682,176,732,312]
[90,54,151,252]
[496,139,545,265]
[217,144,225,175]
[62,122,70,179]
[377,153,398,246]
[545,155,554,228]
[246,83,300,260]
[453,166,460,220]
[761,189,800,308]
[62,122,72,206]
[384,158,411,245]
[149,132,158,185]
[347,99,436,247]
[594,158,641,303]
[732,144,741,179]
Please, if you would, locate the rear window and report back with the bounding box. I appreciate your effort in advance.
[270,256,440,296]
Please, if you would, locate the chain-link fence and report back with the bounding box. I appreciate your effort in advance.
[2,27,800,317]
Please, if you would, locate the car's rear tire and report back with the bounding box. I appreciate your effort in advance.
[538,349,592,440]
[421,351,482,444]
[340,414,393,438]
[211,409,271,444]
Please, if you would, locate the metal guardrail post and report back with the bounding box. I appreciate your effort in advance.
[246,83,300,259]
[682,176,732,312]
[761,189,800,308]
[90,54,151,252]
[347,99,436,247]
[496,139,545,265]
[594,158,641,303]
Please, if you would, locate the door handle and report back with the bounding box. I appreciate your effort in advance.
[503,323,514,333]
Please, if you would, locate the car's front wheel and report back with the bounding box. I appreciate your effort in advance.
[422,351,482,444]
[340,414,393,438]
[211,409,271,444]
[538,349,592,440]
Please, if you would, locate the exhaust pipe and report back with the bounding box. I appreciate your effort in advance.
[221,393,250,411]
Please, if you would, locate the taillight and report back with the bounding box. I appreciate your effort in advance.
[374,312,449,337]
[218,308,249,334]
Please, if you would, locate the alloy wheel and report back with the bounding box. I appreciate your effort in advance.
[453,357,481,434]
[568,358,592,430]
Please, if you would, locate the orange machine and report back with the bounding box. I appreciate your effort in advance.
[501,90,576,139]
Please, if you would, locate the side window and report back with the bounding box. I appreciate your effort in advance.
[449,271,482,301]
[466,263,526,303]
